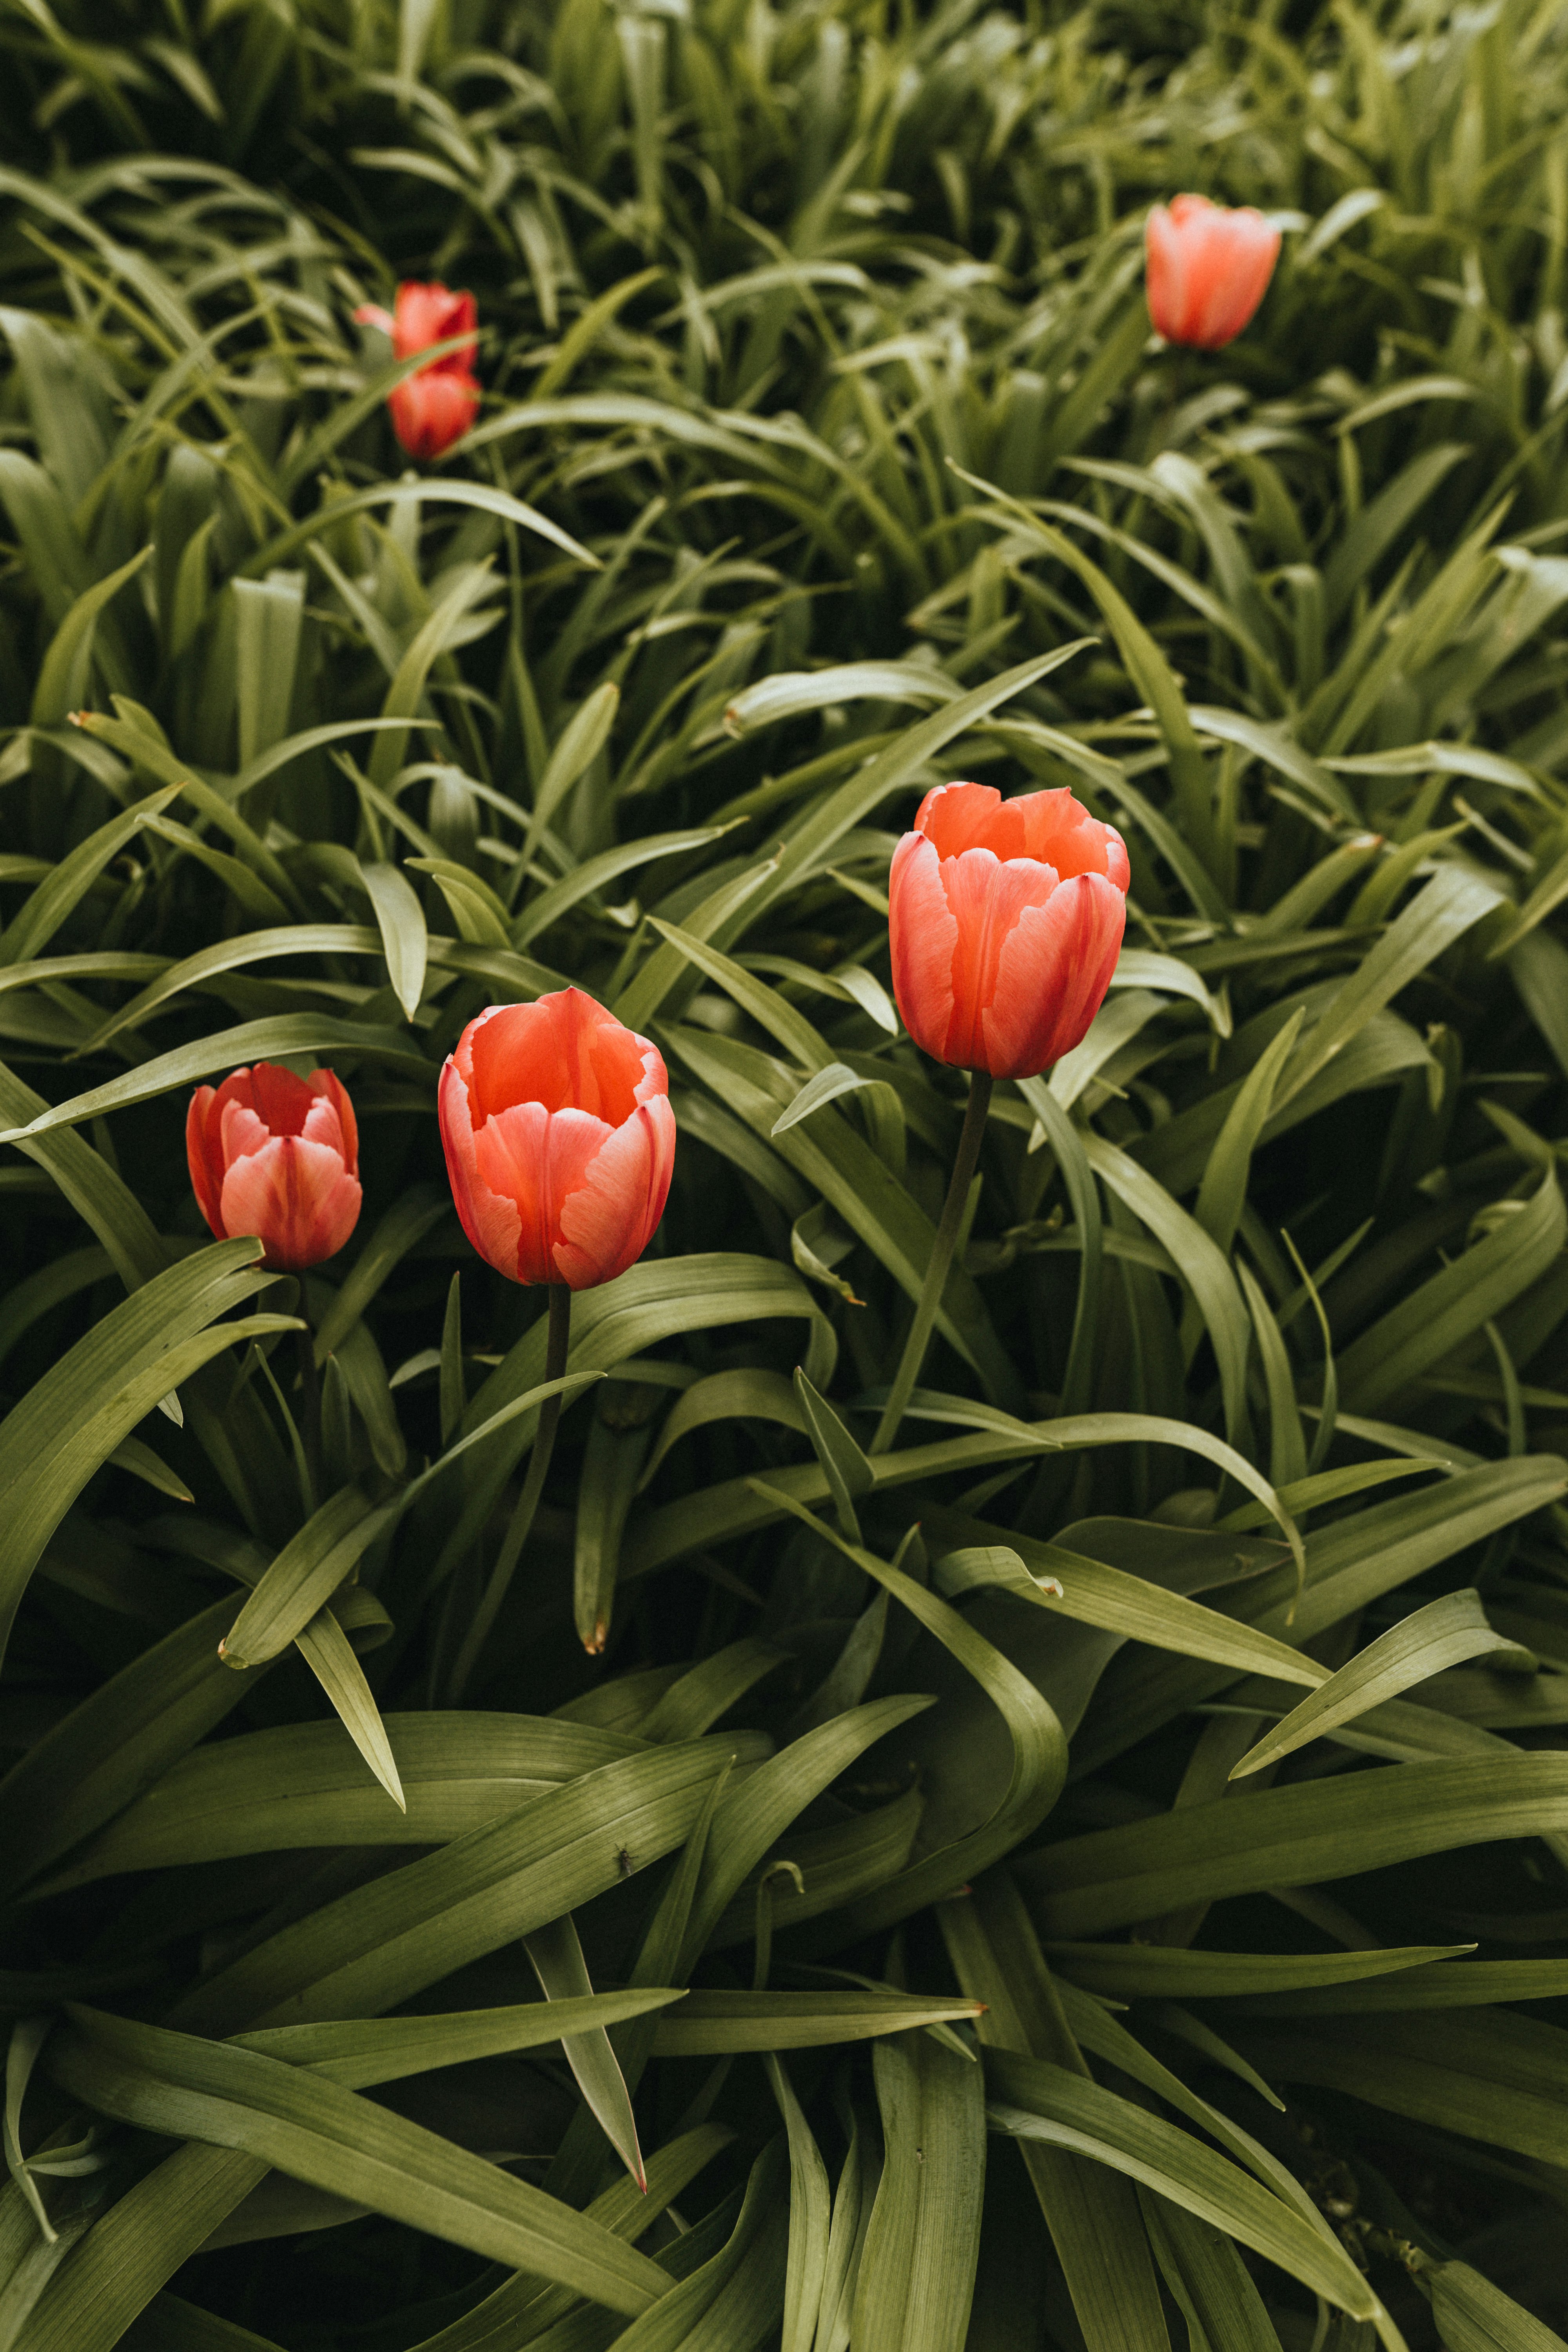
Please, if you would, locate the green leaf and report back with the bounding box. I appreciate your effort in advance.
[0,1016,431,1146]
[1230,2010,1568,2173]
[1083,1135,1254,1448]
[753,643,1096,921]
[218,1486,391,1671]
[1423,2260,1568,2352]
[666,1026,1020,1411]
[985,2052,1383,2326]
[10,2143,270,2352]
[46,2008,669,2318]
[290,1604,408,1813]
[1018,1752,1568,1938]
[169,1735,764,2034]
[1336,1170,1566,1414]
[0,1240,287,1667]
[1229,1589,1536,1777]
[932,1536,1323,1689]
[1042,1943,1470,2002]
[0,786,179,967]
[938,1873,1173,2352]
[650,1991,983,2054]
[524,1913,648,2189]
[680,1693,936,1967]
[748,1489,1067,1932]
[765,2054,830,2352]
[313,1184,449,1365]
[30,546,151,728]
[236,1991,685,2086]
[514,825,732,949]
[42,1711,701,1886]
[852,2030,987,2352]
[1139,2191,1284,2352]
[360,861,428,1021]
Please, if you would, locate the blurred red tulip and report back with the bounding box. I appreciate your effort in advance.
[889,782,1129,1080]
[439,988,675,1290]
[1145,195,1281,350]
[355,280,479,460]
[187,1064,361,1272]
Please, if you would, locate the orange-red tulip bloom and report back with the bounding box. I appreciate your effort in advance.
[439,989,675,1290]
[187,1064,361,1273]
[355,281,479,460]
[1145,195,1281,351]
[889,782,1130,1081]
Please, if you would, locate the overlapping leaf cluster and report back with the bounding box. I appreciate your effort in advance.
[4,0,1568,2345]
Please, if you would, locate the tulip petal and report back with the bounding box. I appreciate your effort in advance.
[392,283,478,363]
[889,830,960,1061]
[913,781,1002,861]
[940,848,1060,1071]
[220,1137,362,1274]
[473,1100,611,1287]
[388,370,479,462]
[311,1069,359,1172]
[555,1095,676,1290]
[466,989,646,1126]
[439,1056,523,1280]
[981,871,1127,1080]
[1145,203,1191,342]
[244,1062,321,1138]
[186,1087,227,1240]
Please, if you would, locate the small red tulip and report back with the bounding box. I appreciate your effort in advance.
[187,1064,362,1273]
[439,989,675,1290]
[1145,195,1281,351]
[889,782,1130,1081]
[355,281,479,461]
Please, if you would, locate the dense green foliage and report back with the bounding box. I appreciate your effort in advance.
[5,0,1568,2345]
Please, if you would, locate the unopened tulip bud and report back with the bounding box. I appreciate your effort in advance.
[187,1064,361,1272]
[889,782,1129,1081]
[1145,195,1281,351]
[355,280,480,461]
[439,989,675,1290]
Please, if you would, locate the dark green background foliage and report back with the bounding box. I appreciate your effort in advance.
[4,0,1568,2345]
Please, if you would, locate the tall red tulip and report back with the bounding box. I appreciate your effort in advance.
[187,1064,361,1272]
[1145,195,1281,351]
[889,782,1130,1081]
[439,988,675,1291]
[355,281,479,461]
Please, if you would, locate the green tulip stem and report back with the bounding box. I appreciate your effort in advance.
[447,1281,572,1705]
[295,1319,323,1510]
[871,1069,992,1455]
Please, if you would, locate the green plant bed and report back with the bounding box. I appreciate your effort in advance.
[3,0,1568,2346]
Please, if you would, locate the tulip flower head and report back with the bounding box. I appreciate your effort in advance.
[1145,195,1281,351]
[889,782,1130,1082]
[187,1063,362,1273]
[439,988,675,1291]
[354,281,480,461]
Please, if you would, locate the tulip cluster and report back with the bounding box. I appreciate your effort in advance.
[185,772,1132,1650]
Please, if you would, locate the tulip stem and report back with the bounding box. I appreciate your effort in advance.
[295,1322,322,1509]
[446,1282,572,1705]
[871,1070,993,1455]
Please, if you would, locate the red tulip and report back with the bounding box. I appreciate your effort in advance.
[439,989,675,1290]
[1145,195,1281,351]
[187,1064,361,1272]
[355,281,479,461]
[889,782,1130,1081]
